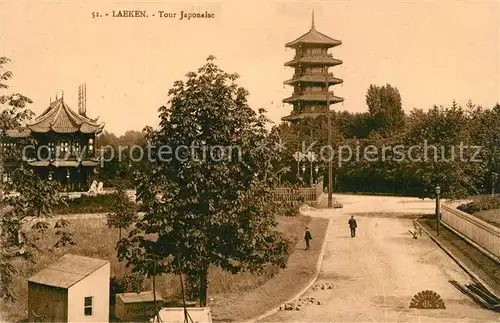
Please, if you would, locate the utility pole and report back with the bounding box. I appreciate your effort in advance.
[326,71,332,208]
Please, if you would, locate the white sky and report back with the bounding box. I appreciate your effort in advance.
[1,0,499,135]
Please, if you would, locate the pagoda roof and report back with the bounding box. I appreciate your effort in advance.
[285,56,343,67]
[283,93,344,104]
[284,75,343,85]
[27,97,104,134]
[285,27,342,48]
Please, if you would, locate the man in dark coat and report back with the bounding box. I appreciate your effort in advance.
[304,227,312,250]
[348,215,357,238]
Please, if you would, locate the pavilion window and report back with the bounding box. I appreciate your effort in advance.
[73,141,80,155]
[88,138,94,153]
[48,142,55,158]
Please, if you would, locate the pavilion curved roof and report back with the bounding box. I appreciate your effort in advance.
[27,97,104,134]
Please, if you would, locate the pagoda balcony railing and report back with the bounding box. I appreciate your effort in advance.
[31,150,99,161]
[293,53,334,60]
[292,90,336,97]
[293,72,334,79]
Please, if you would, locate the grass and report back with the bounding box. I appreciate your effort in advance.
[209,216,329,322]
[0,214,321,323]
[473,209,500,228]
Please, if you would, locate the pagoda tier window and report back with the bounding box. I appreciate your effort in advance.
[311,86,323,93]
[307,67,325,74]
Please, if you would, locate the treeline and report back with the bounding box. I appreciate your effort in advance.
[275,84,500,199]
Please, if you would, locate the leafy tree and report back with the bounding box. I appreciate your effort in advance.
[1,168,72,301]
[117,56,290,307]
[0,57,73,302]
[106,186,138,240]
[366,84,405,135]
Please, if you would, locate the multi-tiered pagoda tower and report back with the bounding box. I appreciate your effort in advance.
[282,12,343,122]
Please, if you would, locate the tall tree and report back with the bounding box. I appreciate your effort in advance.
[106,186,138,240]
[117,56,290,307]
[0,57,71,302]
[366,84,405,135]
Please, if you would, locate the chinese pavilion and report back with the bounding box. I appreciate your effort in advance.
[282,11,343,122]
[4,85,104,191]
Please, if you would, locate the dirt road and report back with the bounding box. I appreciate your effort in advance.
[263,195,499,322]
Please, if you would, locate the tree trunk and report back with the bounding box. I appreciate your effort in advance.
[119,228,122,240]
[199,266,208,307]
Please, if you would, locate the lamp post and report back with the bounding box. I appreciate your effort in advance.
[435,185,441,236]
[48,171,53,181]
[315,165,319,184]
[301,164,306,184]
[307,152,316,186]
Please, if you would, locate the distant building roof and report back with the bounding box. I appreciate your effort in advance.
[26,97,104,134]
[117,292,163,304]
[28,254,109,288]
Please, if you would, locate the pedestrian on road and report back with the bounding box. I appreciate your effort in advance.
[304,227,312,250]
[348,215,357,238]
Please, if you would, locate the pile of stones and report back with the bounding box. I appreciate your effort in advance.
[311,282,334,291]
[279,297,321,311]
[277,282,334,311]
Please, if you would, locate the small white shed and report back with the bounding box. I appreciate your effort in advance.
[28,254,110,323]
[114,291,164,321]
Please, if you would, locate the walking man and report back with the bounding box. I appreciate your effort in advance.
[348,215,357,238]
[304,227,312,250]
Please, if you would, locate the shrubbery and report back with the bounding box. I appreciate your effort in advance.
[457,196,500,214]
[53,194,138,214]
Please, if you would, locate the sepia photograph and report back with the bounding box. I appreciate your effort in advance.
[0,0,499,322]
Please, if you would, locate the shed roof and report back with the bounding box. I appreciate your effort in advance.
[117,292,164,304]
[28,254,109,289]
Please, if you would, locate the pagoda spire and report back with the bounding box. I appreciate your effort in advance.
[311,9,315,29]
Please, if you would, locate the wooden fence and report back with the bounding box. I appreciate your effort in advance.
[441,204,500,260]
[274,180,324,206]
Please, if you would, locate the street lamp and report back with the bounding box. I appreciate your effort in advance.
[48,171,53,181]
[435,185,441,236]
[315,165,319,183]
[293,151,302,180]
[307,152,316,186]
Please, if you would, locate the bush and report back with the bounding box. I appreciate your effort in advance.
[53,194,139,214]
[457,196,500,214]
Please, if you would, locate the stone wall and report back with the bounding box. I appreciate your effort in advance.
[441,204,500,259]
